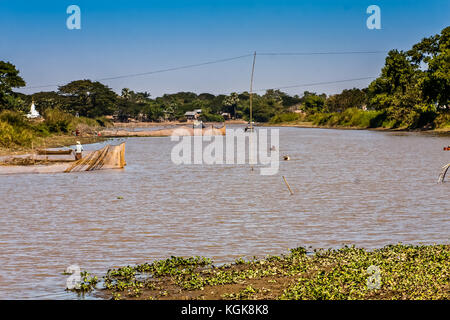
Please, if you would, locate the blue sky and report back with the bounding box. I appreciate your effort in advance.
[1,0,449,97]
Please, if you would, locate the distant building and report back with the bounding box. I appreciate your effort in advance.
[184,109,202,121]
[26,101,40,119]
[289,103,305,114]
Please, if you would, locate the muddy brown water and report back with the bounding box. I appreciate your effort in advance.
[0,126,449,299]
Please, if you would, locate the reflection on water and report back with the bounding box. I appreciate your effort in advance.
[0,126,449,299]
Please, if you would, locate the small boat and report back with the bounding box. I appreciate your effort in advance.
[36,149,73,155]
[245,121,255,132]
[444,147,450,151]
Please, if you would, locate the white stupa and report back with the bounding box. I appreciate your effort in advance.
[26,101,40,119]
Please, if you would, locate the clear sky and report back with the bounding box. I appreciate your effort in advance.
[1,0,449,97]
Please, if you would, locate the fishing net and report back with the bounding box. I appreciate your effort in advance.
[438,163,450,183]
[64,143,126,173]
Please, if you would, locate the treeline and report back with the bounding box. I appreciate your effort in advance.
[307,26,450,129]
[0,73,374,124]
[0,26,449,131]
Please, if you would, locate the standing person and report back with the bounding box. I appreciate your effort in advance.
[75,141,83,160]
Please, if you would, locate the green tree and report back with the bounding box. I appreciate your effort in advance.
[367,50,420,111]
[31,91,68,114]
[419,27,450,108]
[116,88,151,122]
[0,61,26,111]
[326,88,367,112]
[58,80,118,118]
[223,92,240,118]
[302,92,326,113]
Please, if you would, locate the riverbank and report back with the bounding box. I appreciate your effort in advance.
[263,120,450,134]
[112,119,247,128]
[0,134,106,157]
[73,244,449,300]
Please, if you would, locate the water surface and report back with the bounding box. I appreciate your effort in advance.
[0,126,449,299]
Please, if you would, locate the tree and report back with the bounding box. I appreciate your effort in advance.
[223,92,240,118]
[326,88,367,112]
[367,50,420,110]
[419,27,450,108]
[0,61,26,111]
[302,92,326,113]
[58,80,118,117]
[31,91,68,114]
[116,88,152,122]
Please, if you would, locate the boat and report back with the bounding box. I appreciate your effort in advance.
[36,149,73,155]
[246,52,257,135]
[443,147,450,151]
[244,121,255,132]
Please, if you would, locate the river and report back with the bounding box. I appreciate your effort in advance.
[0,126,449,299]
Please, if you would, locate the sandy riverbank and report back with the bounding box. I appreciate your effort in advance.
[112,119,247,128]
[0,135,106,157]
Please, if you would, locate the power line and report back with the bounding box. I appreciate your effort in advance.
[21,51,385,91]
[258,51,388,56]
[96,53,253,81]
[254,76,377,92]
[22,53,254,90]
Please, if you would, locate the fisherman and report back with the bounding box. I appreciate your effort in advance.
[75,141,83,160]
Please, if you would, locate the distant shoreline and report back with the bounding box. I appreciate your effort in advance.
[263,121,450,134]
[112,119,247,128]
[2,120,449,157]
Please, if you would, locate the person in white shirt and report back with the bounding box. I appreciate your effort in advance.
[75,141,83,160]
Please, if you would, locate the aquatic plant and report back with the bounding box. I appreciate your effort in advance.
[69,244,449,300]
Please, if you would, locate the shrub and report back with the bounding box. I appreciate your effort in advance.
[0,120,34,148]
[199,112,225,122]
[269,112,304,124]
[43,108,74,133]
[95,116,113,127]
[0,110,29,128]
[309,108,385,128]
[434,113,450,129]
[382,105,437,129]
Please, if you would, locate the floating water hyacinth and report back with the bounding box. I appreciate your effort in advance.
[65,244,449,300]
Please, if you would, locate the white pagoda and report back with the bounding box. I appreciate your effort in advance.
[26,101,40,119]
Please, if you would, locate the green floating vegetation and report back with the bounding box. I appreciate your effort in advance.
[67,244,449,300]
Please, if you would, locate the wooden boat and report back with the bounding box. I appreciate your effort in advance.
[443,147,450,151]
[36,149,73,155]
